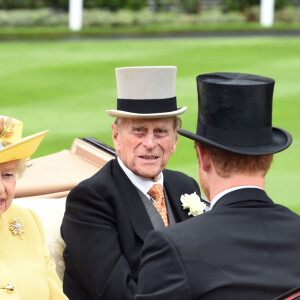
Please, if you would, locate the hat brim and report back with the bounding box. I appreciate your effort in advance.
[106,107,187,119]
[178,127,292,155]
[0,130,49,163]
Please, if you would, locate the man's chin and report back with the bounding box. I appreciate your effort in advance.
[135,168,161,182]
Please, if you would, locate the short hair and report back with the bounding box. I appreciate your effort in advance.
[15,159,27,179]
[195,142,273,178]
[114,116,182,131]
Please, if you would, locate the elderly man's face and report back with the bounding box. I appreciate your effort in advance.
[0,160,16,216]
[112,118,178,181]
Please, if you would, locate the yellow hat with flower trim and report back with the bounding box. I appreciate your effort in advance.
[0,116,49,164]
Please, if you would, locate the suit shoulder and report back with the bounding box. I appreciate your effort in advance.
[163,168,196,182]
[66,158,130,207]
[162,212,210,242]
[163,169,199,192]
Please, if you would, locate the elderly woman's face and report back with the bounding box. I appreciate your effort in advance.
[0,160,16,216]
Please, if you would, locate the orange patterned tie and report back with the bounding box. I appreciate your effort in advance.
[148,184,169,227]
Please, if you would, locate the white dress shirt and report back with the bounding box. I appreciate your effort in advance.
[210,186,264,210]
[117,157,163,201]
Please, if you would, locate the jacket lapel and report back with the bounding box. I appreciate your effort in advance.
[164,175,192,222]
[113,160,154,242]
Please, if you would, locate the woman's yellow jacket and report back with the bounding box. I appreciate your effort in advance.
[0,204,68,299]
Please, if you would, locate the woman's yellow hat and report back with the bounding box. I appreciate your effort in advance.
[0,116,49,164]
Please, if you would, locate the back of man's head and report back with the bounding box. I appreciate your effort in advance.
[196,142,273,178]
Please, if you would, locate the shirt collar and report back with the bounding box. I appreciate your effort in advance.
[117,157,164,197]
[210,186,263,210]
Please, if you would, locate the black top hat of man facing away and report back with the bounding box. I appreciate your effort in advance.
[134,74,299,300]
[178,72,292,155]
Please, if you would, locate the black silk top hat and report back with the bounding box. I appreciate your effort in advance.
[178,72,292,155]
[106,66,187,118]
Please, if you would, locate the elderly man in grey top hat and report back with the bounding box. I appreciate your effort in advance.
[136,72,300,300]
[61,66,207,300]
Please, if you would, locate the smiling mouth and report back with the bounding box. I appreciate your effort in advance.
[139,155,159,160]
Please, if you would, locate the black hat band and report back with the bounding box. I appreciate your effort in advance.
[117,97,177,114]
[197,124,273,147]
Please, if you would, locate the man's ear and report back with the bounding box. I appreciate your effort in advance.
[196,144,211,172]
[171,133,179,154]
[111,123,120,151]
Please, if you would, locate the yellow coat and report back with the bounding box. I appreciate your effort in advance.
[0,204,68,299]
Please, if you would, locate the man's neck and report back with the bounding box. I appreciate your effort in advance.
[117,157,164,196]
[209,173,265,202]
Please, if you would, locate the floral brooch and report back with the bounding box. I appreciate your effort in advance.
[0,117,15,148]
[181,192,206,216]
[9,218,25,239]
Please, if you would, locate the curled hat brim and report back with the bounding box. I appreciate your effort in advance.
[178,127,292,155]
[0,130,49,163]
[106,107,187,119]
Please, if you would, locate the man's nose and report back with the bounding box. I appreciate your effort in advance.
[143,133,156,149]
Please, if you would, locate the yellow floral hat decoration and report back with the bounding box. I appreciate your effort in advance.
[0,116,49,164]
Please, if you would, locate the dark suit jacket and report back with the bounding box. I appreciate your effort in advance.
[61,158,200,300]
[136,188,300,300]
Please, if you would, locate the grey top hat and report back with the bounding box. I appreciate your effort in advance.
[178,72,292,155]
[106,66,187,118]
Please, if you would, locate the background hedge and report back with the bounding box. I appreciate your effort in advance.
[0,0,298,13]
[0,6,300,27]
[0,0,147,11]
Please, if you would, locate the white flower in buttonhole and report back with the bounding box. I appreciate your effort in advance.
[180,192,206,216]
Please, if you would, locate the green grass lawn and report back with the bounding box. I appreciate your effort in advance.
[1,36,299,212]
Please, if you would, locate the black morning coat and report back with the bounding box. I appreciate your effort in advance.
[61,158,200,300]
[136,188,300,300]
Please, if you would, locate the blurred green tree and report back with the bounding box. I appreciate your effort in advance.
[224,0,259,11]
[125,0,147,10]
[224,0,294,11]
[46,0,68,10]
[178,0,199,13]
[0,0,146,10]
